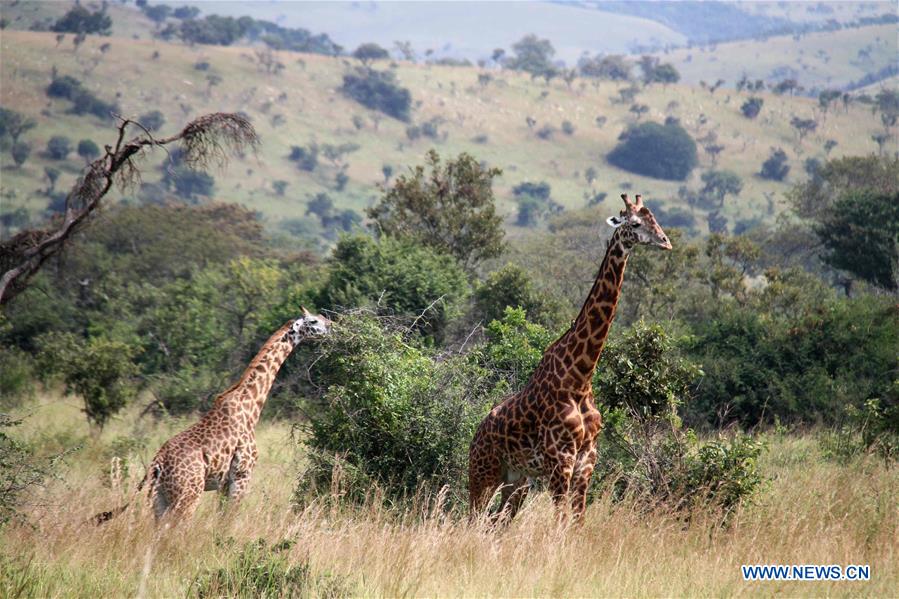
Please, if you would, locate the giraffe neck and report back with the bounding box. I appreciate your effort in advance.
[553,229,630,389]
[215,320,296,428]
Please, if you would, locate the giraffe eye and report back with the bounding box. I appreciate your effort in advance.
[631,222,641,228]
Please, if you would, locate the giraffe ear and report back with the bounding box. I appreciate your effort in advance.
[606,215,625,228]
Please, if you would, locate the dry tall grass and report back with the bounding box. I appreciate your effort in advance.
[2,394,896,597]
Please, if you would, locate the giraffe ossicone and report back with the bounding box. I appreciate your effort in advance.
[468,192,672,525]
[92,310,331,526]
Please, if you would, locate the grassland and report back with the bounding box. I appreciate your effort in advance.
[1,391,896,597]
[659,23,897,91]
[1,23,894,239]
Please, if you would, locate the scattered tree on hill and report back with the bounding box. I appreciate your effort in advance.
[608,121,698,181]
[288,143,318,172]
[77,139,100,163]
[0,109,36,145]
[51,5,112,35]
[43,167,60,195]
[46,75,118,120]
[578,54,631,80]
[367,150,505,269]
[773,78,800,96]
[46,136,72,160]
[505,34,556,79]
[818,90,841,119]
[173,6,200,20]
[0,113,258,305]
[824,139,838,156]
[340,68,412,121]
[143,4,172,29]
[740,97,764,119]
[700,170,743,208]
[790,116,818,142]
[10,142,30,168]
[352,43,390,67]
[760,148,790,181]
[512,181,562,227]
[639,56,679,85]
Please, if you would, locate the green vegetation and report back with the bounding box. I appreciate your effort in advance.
[608,121,698,181]
[340,68,412,121]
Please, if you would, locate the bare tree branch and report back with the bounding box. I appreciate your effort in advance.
[0,112,258,306]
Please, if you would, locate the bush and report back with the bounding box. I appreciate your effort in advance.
[296,314,500,504]
[479,307,554,392]
[38,333,139,429]
[191,538,353,598]
[46,136,72,160]
[0,347,35,408]
[51,5,112,35]
[77,138,100,162]
[288,144,318,172]
[316,236,470,343]
[820,397,898,464]
[759,148,790,181]
[740,97,764,119]
[46,75,118,120]
[474,265,563,330]
[608,121,697,181]
[10,141,29,167]
[1,415,66,526]
[139,110,166,132]
[340,68,412,121]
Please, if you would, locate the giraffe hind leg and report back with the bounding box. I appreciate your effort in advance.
[468,441,503,520]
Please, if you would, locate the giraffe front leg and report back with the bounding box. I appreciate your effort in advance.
[545,442,577,524]
[570,443,597,524]
[224,443,259,504]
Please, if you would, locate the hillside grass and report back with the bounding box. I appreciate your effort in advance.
[1,391,896,597]
[1,25,894,240]
[660,23,897,91]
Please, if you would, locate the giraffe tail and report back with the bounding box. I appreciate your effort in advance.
[90,462,161,526]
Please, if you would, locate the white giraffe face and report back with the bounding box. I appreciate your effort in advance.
[606,207,672,250]
[288,310,331,344]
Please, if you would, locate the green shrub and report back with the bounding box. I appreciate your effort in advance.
[478,306,554,392]
[474,264,564,330]
[608,121,697,181]
[316,236,469,343]
[340,68,411,121]
[190,538,352,598]
[0,347,35,408]
[1,415,66,527]
[820,396,899,464]
[296,314,501,505]
[46,136,72,160]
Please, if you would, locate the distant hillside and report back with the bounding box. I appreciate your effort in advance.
[1,21,893,244]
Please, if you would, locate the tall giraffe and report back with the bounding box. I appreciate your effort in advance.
[469,194,671,524]
[94,308,331,525]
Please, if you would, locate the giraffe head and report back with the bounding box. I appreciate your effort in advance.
[287,307,332,345]
[605,193,672,250]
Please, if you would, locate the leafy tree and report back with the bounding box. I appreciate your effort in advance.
[352,42,390,67]
[340,68,412,121]
[789,155,899,220]
[816,190,899,290]
[316,235,470,342]
[46,136,72,160]
[790,116,817,142]
[505,34,555,78]
[288,143,318,172]
[10,141,29,167]
[46,75,118,120]
[759,148,790,181]
[701,170,743,207]
[608,121,698,181]
[170,167,215,200]
[142,4,172,28]
[0,108,36,145]
[474,264,562,329]
[51,5,112,35]
[512,181,562,227]
[578,54,631,80]
[367,150,505,269]
[39,333,139,429]
[77,138,100,163]
[173,6,200,20]
[740,97,764,119]
[139,110,166,131]
[641,59,680,85]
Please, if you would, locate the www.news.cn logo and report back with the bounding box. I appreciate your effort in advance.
[742,564,870,581]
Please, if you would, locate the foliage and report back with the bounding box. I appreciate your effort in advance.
[76,138,100,162]
[45,75,118,120]
[0,415,65,527]
[316,236,469,342]
[512,181,562,227]
[38,333,139,428]
[740,97,764,119]
[608,121,697,181]
[288,143,318,172]
[190,538,352,598]
[700,170,743,207]
[340,68,412,122]
[578,54,631,80]
[479,307,555,392]
[816,190,899,290]
[0,108,36,144]
[0,347,35,408]
[759,148,789,181]
[367,150,505,269]
[352,42,389,66]
[10,141,29,167]
[45,136,72,160]
[505,34,556,78]
[297,314,500,503]
[51,5,112,35]
[139,110,166,132]
[474,264,563,330]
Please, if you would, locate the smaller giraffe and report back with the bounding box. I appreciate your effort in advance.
[93,308,330,525]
